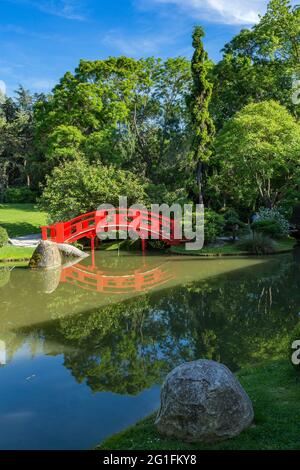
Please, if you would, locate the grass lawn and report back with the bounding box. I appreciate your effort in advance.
[0,203,47,238]
[171,238,296,257]
[97,361,300,451]
[0,245,34,262]
[0,203,46,261]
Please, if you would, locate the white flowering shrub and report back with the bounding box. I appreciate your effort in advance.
[254,208,290,238]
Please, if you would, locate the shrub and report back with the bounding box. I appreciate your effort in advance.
[204,209,225,244]
[4,186,36,203]
[251,219,283,238]
[223,209,245,241]
[252,208,290,239]
[40,157,148,222]
[237,234,276,255]
[0,226,9,247]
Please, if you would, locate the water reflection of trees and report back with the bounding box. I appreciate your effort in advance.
[18,252,300,395]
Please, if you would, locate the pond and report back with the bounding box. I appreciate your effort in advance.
[0,249,299,449]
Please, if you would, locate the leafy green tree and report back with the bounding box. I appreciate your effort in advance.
[211,101,300,210]
[34,57,191,197]
[211,0,300,129]
[0,87,37,198]
[39,156,148,221]
[189,26,215,204]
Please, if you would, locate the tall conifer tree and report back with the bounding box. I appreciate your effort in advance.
[190,26,215,204]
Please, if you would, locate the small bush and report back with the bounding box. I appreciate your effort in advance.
[4,186,36,203]
[0,226,9,247]
[237,234,276,255]
[204,209,225,244]
[251,219,283,238]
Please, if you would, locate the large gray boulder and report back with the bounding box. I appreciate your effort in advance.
[155,360,254,443]
[29,240,62,269]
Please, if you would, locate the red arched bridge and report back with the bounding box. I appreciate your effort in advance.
[41,208,182,250]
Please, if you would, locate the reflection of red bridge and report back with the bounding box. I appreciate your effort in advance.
[42,208,182,251]
[60,262,175,294]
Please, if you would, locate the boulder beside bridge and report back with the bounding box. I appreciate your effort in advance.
[29,240,88,269]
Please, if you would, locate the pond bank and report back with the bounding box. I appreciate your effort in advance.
[0,239,296,263]
[97,360,300,451]
[170,238,296,257]
[0,245,34,263]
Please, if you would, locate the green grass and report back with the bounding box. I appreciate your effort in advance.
[0,245,34,262]
[0,203,47,238]
[97,361,300,451]
[171,238,296,257]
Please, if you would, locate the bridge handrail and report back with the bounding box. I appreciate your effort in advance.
[42,208,180,244]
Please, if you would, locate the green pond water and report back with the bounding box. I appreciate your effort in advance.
[0,249,299,449]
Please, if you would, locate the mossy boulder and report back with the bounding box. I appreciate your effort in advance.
[29,240,62,269]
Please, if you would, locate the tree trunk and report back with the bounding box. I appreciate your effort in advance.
[197,160,204,205]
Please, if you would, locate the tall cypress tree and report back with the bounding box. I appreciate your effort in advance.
[190,26,215,204]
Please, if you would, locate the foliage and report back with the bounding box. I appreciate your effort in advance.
[223,209,245,240]
[1,1,299,230]
[0,226,9,247]
[34,56,192,195]
[237,234,276,254]
[39,156,148,222]
[211,0,300,129]
[4,186,36,203]
[188,26,215,204]
[279,178,300,219]
[0,86,45,199]
[252,208,290,238]
[204,209,224,244]
[211,101,300,210]
[252,219,284,238]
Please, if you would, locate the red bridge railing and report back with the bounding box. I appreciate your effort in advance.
[41,208,182,246]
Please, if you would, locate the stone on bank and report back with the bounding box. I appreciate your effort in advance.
[155,359,254,443]
[29,240,62,269]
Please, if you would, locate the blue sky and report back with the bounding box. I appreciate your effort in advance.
[0,0,275,96]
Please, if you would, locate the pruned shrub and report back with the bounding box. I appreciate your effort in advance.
[237,234,276,255]
[0,226,9,248]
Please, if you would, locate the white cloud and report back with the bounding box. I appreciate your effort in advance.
[142,0,269,25]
